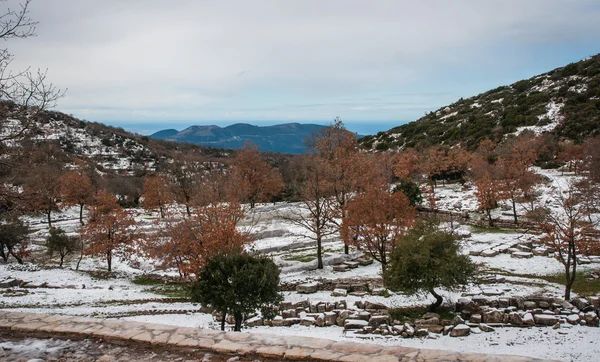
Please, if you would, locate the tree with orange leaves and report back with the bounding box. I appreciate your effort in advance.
[147,203,250,279]
[308,118,362,254]
[526,182,600,299]
[230,143,283,208]
[394,148,421,180]
[60,169,95,225]
[142,175,174,218]
[82,191,137,272]
[344,186,415,273]
[472,159,502,227]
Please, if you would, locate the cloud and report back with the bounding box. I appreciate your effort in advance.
[3,0,600,122]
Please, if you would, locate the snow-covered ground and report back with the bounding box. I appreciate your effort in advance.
[2,167,599,361]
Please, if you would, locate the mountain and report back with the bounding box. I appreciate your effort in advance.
[151,123,327,154]
[359,54,600,151]
[0,101,231,174]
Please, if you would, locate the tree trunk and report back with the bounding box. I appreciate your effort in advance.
[234,312,243,331]
[76,238,84,271]
[79,203,85,225]
[486,209,494,227]
[220,312,226,331]
[159,205,164,219]
[316,235,323,269]
[107,250,112,272]
[185,204,191,217]
[0,248,7,262]
[344,243,349,255]
[47,208,52,228]
[512,198,518,224]
[428,287,443,312]
[59,253,65,268]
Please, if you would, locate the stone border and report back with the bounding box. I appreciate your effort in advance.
[0,311,556,362]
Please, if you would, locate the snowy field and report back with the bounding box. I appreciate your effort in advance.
[2,168,600,361]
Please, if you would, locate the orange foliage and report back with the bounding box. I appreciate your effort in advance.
[82,191,137,272]
[147,203,250,279]
[60,169,94,225]
[142,175,174,218]
[230,143,284,208]
[344,186,415,273]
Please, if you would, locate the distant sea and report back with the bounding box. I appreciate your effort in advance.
[101,121,407,137]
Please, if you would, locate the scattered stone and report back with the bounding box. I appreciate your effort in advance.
[479,323,495,332]
[451,315,465,326]
[480,249,499,257]
[483,310,504,324]
[296,282,319,294]
[511,252,534,259]
[364,301,387,310]
[331,288,347,297]
[343,261,360,269]
[534,314,558,326]
[469,314,482,324]
[523,313,535,326]
[332,264,349,272]
[344,319,369,330]
[450,324,471,337]
[508,312,523,326]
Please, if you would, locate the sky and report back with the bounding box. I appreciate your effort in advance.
[5,0,600,135]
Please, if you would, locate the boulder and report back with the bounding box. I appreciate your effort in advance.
[0,278,22,288]
[570,298,590,310]
[365,301,388,310]
[296,282,319,294]
[415,328,429,337]
[281,309,296,319]
[422,312,440,319]
[357,311,372,321]
[479,323,495,332]
[344,319,369,330]
[523,313,535,326]
[511,252,534,259]
[451,315,465,326]
[315,314,325,327]
[583,311,599,327]
[534,314,558,326]
[469,314,482,323]
[567,314,580,325]
[510,296,525,310]
[336,310,351,326]
[508,312,523,326]
[332,264,349,272]
[480,249,499,257]
[343,261,360,269]
[524,301,537,310]
[450,324,471,337]
[443,325,454,336]
[392,325,405,334]
[368,315,390,327]
[482,310,504,324]
[300,317,315,326]
[403,323,415,337]
[331,288,347,297]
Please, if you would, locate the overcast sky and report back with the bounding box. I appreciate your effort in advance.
[5,0,600,134]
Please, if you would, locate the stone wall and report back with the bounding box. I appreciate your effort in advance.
[0,311,556,361]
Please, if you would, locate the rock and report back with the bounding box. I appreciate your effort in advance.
[415,328,429,337]
[583,311,599,327]
[567,314,580,325]
[552,322,561,329]
[482,310,504,324]
[349,291,367,297]
[469,314,482,323]
[357,311,371,321]
[524,301,537,310]
[450,324,471,337]
[508,312,523,326]
[332,264,349,272]
[480,249,499,257]
[510,296,525,310]
[534,314,558,326]
[515,244,532,252]
[315,314,325,327]
[343,260,360,268]
[425,325,444,334]
[451,315,465,326]
[281,309,296,319]
[498,298,510,308]
[356,257,373,266]
[443,325,454,335]
[539,301,550,309]
[364,301,388,310]
[296,282,319,294]
[0,278,22,288]
[324,312,337,326]
[246,316,263,327]
[469,250,482,256]
[344,319,369,330]
[336,310,351,326]
[472,295,490,306]
[422,312,440,319]
[404,323,415,337]
[368,315,390,327]
[571,298,590,310]
[532,247,549,256]
[300,317,315,326]
[392,325,405,334]
[511,251,534,259]
[479,323,495,332]
[523,313,535,326]
[331,288,347,297]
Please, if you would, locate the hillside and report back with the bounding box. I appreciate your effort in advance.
[0,101,231,174]
[360,54,600,151]
[151,123,326,154]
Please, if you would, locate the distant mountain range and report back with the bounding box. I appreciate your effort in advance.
[150,123,328,154]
